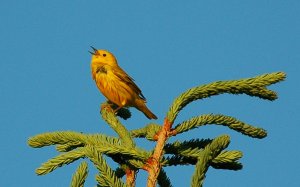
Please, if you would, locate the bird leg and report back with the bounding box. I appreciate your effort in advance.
[113,106,123,114]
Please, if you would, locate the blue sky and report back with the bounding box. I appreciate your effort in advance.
[1,1,299,186]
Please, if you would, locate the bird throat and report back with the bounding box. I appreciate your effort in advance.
[96,66,107,74]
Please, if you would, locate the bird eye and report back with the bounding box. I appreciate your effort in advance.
[103,54,106,57]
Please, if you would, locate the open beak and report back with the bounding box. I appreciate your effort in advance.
[89,46,98,55]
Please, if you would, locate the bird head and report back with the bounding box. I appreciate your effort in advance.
[89,46,118,66]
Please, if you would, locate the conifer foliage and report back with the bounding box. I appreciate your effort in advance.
[28,72,285,187]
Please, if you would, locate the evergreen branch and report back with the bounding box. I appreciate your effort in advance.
[101,103,138,185]
[210,150,243,170]
[36,148,85,175]
[163,140,235,167]
[130,123,161,141]
[124,168,137,187]
[28,72,285,186]
[94,144,150,160]
[70,161,88,187]
[157,168,173,187]
[124,159,145,170]
[101,104,135,147]
[211,161,243,170]
[191,135,230,187]
[111,156,145,171]
[164,139,212,155]
[28,131,122,149]
[174,114,267,138]
[213,150,242,164]
[164,149,243,170]
[162,155,195,166]
[87,134,122,147]
[148,72,284,186]
[28,131,86,148]
[85,146,127,187]
[95,175,110,187]
[162,150,241,169]
[169,146,208,159]
[146,118,172,187]
[167,72,285,123]
[56,142,84,152]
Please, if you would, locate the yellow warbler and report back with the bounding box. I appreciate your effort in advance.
[90,47,157,119]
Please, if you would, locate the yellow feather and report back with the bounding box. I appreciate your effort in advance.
[90,48,157,119]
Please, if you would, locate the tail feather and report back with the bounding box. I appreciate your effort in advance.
[135,100,157,119]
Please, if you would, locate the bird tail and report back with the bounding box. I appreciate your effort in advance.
[136,99,158,119]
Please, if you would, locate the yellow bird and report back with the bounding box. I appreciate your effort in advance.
[89,47,157,120]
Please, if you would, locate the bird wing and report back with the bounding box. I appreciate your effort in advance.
[112,66,146,101]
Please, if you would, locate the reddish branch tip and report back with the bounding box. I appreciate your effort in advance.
[169,129,177,136]
[143,156,160,171]
[164,118,172,130]
[125,168,136,187]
